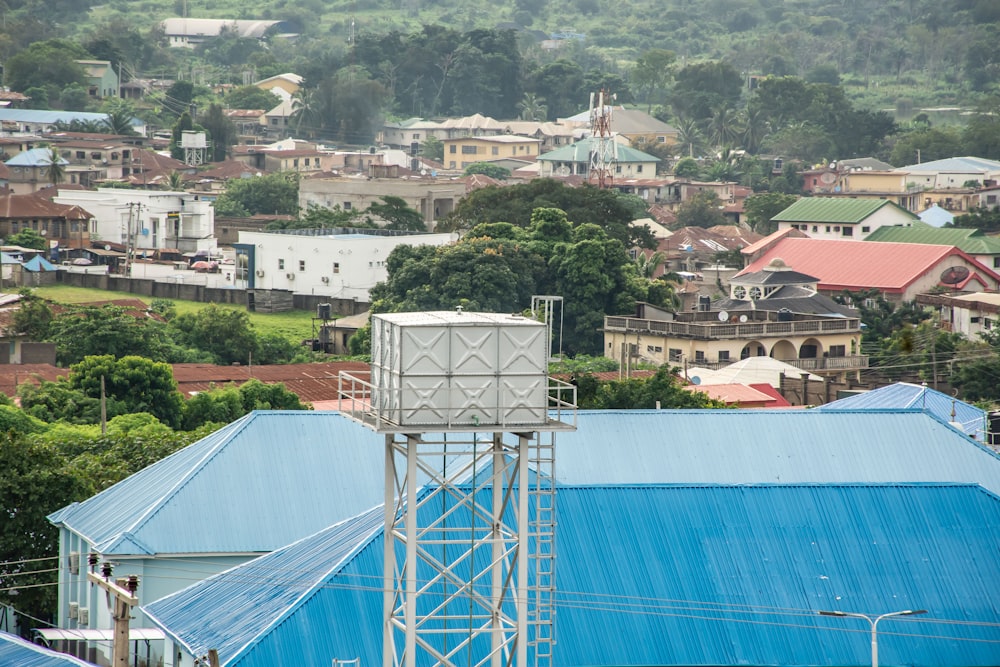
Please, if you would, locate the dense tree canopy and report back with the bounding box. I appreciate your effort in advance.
[213,172,300,217]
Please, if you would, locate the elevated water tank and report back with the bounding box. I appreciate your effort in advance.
[370,311,548,427]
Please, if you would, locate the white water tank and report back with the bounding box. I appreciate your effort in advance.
[370,311,548,427]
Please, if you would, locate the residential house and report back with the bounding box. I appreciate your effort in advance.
[614,177,681,206]
[136,410,1000,667]
[772,197,919,240]
[0,193,94,254]
[252,72,303,100]
[160,18,283,48]
[828,170,925,212]
[260,148,336,174]
[605,259,865,377]
[74,60,119,98]
[379,117,446,151]
[5,148,70,194]
[973,183,1000,210]
[655,224,762,278]
[298,174,467,227]
[863,223,1000,272]
[918,202,955,226]
[223,109,266,140]
[502,120,580,153]
[261,98,295,138]
[0,135,39,160]
[49,138,136,182]
[233,227,454,299]
[52,188,215,255]
[894,156,1000,213]
[436,113,508,139]
[678,180,737,205]
[802,157,894,194]
[441,135,540,170]
[916,291,1000,342]
[536,137,659,179]
[0,109,145,136]
[740,235,1000,302]
[561,106,679,145]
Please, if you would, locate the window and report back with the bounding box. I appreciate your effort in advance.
[412,133,421,140]
[293,159,299,167]
[615,165,622,173]
[828,345,846,357]
[799,344,818,359]
[842,226,853,236]
[299,260,305,271]
[271,118,278,126]
[833,226,841,232]
[461,145,478,154]
[668,349,683,363]
[629,248,638,260]
[825,226,831,233]
[718,351,730,362]
[492,147,499,155]
[637,165,643,173]
[343,202,352,210]
[970,316,981,323]
[75,151,86,159]
[333,262,340,273]
[694,351,705,363]
[993,257,1000,269]
[986,318,994,330]
[278,259,285,270]
[657,136,665,143]
[987,195,997,205]
[449,145,457,154]
[812,225,818,232]
[861,226,871,233]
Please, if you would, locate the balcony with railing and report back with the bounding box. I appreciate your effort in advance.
[604,312,863,340]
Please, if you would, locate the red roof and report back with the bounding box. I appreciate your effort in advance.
[737,237,1000,293]
[684,382,790,408]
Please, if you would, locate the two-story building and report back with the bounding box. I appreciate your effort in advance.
[52,188,215,255]
[537,137,659,179]
[299,174,467,228]
[441,135,540,171]
[74,60,119,99]
[604,259,866,377]
[4,148,71,194]
[0,193,94,255]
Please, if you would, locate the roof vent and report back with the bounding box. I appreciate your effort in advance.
[764,257,790,272]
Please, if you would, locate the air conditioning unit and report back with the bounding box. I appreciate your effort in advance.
[255,269,265,277]
[78,608,90,625]
[321,276,330,283]
[68,602,79,620]
[68,552,80,575]
[286,272,295,280]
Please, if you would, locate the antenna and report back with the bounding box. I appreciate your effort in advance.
[587,88,615,188]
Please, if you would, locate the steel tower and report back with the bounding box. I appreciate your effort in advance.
[339,311,576,667]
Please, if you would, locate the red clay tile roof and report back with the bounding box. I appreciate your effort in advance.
[738,238,1000,293]
[683,382,776,406]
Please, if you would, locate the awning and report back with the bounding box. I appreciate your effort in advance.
[34,628,165,642]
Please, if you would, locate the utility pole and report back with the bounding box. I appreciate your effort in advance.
[87,567,139,667]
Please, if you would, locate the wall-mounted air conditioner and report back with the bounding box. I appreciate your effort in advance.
[286,273,295,280]
[256,269,265,277]
[68,602,79,620]
[78,608,89,625]
[68,552,80,575]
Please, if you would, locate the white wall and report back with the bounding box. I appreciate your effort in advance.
[53,189,215,253]
[240,230,455,300]
[778,206,915,241]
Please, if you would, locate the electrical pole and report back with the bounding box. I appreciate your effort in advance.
[87,568,139,667]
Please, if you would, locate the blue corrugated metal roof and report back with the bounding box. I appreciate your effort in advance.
[50,410,1000,556]
[0,631,97,666]
[23,255,57,271]
[0,108,143,128]
[5,147,70,167]
[47,411,390,555]
[815,383,988,440]
[143,484,1000,667]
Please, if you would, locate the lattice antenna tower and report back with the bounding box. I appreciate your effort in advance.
[588,89,616,188]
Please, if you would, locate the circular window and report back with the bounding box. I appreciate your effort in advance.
[733,285,746,299]
[748,286,762,300]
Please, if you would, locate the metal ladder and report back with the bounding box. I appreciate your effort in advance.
[527,431,556,667]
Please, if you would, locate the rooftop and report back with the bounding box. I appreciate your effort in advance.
[773,197,918,224]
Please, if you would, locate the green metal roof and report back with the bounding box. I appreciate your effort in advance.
[537,137,661,164]
[865,224,1000,254]
[773,197,918,224]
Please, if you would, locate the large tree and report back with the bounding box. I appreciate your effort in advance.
[671,60,743,122]
[213,172,299,217]
[68,355,185,428]
[443,179,655,249]
[168,303,262,366]
[744,192,798,234]
[4,39,89,92]
[225,86,282,111]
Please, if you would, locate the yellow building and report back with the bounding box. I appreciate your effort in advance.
[442,135,540,170]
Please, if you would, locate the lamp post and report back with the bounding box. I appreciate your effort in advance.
[818,609,927,667]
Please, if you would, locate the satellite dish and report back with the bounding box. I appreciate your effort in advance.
[739,315,748,323]
[104,245,111,251]
[820,171,837,185]
[718,310,729,322]
[940,265,970,285]
[690,376,701,385]
[420,169,427,176]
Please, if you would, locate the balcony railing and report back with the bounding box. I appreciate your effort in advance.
[605,315,862,339]
[688,356,869,372]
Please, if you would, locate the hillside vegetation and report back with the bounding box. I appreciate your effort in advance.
[4,0,997,117]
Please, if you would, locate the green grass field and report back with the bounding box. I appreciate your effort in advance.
[31,285,319,342]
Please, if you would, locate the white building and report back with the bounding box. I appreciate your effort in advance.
[234,228,455,300]
[52,189,215,254]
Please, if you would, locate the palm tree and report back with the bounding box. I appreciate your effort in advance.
[518,93,548,121]
[707,104,742,149]
[674,117,706,158]
[43,146,65,188]
[167,170,185,191]
[634,250,667,279]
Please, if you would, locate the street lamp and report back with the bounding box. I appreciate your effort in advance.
[818,609,927,667]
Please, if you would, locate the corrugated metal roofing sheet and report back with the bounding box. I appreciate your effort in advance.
[50,410,1000,557]
[0,631,97,666]
[144,484,1000,667]
[773,197,915,223]
[737,237,999,292]
[815,382,988,439]
[865,225,1000,254]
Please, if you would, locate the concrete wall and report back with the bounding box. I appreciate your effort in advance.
[56,271,369,315]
